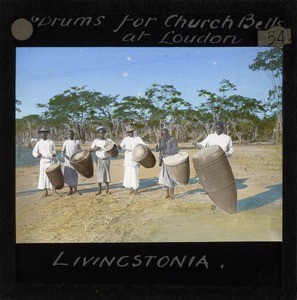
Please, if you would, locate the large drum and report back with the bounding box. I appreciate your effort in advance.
[163,151,190,185]
[192,145,237,214]
[46,162,64,190]
[132,144,156,168]
[70,150,94,178]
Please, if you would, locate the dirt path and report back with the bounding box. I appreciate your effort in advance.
[16,143,282,243]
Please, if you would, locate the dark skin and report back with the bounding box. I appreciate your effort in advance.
[89,129,111,196]
[215,125,224,135]
[157,129,174,199]
[117,130,141,195]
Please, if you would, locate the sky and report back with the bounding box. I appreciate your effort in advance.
[16,46,277,118]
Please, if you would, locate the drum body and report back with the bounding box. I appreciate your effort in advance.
[192,145,237,213]
[132,144,156,168]
[70,150,94,178]
[45,163,64,189]
[108,144,119,157]
[163,152,190,185]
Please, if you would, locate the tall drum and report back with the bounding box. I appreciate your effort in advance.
[70,150,94,178]
[46,162,64,190]
[163,152,190,185]
[192,145,237,213]
[132,144,156,168]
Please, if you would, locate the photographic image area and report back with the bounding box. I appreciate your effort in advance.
[15,46,282,243]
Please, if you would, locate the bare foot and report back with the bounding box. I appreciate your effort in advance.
[106,191,112,195]
[74,188,81,195]
[95,191,102,196]
[133,190,141,195]
[169,189,174,199]
[128,189,134,195]
[42,191,48,197]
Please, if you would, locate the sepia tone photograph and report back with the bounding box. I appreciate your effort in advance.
[15,46,282,243]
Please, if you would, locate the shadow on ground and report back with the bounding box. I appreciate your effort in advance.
[236,182,282,211]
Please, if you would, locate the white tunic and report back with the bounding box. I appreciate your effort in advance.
[198,133,233,157]
[91,138,112,159]
[32,139,56,189]
[120,136,146,189]
[62,139,81,187]
[90,138,114,183]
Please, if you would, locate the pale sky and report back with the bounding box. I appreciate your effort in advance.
[16,46,276,118]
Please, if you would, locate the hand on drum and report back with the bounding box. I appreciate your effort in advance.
[117,144,122,150]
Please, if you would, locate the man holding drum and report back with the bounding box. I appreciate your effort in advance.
[117,125,146,195]
[193,121,233,157]
[89,126,115,195]
[156,128,179,199]
[61,129,81,195]
[32,126,56,197]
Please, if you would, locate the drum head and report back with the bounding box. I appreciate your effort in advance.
[46,163,60,172]
[132,144,148,162]
[104,141,115,152]
[70,150,89,163]
[193,145,225,166]
[163,152,189,166]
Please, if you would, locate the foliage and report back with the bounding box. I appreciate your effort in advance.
[16,99,22,112]
[36,86,118,142]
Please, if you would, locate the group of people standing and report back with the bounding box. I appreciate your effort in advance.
[32,121,233,199]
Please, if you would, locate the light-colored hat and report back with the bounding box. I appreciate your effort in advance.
[96,126,107,133]
[125,125,135,132]
[38,126,50,133]
[104,141,115,152]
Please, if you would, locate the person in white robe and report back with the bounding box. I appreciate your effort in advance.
[32,126,56,197]
[193,121,233,157]
[89,127,115,195]
[118,125,146,195]
[61,129,81,195]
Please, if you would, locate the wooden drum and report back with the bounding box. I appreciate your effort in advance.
[132,144,156,168]
[163,151,190,185]
[46,162,64,189]
[70,150,94,178]
[192,145,237,213]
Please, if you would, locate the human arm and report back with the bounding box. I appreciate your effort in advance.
[193,135,209,149]
[51,141,56,157]
[225,138,233,157]
[89,140,102,153]
[32,143,41,158]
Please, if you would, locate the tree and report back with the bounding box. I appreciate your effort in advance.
[16,114,43,146]
[249,47,283,141]
[144,83,191,141]
[37,86,118,143]
[113,84,191,142]
[197,80,266,142]
[16,99,22,112]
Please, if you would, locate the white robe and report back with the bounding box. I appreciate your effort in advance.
[62,139,81,187]
[120,136,145,189]
[198,133,233,156]
[32,139,56,189]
